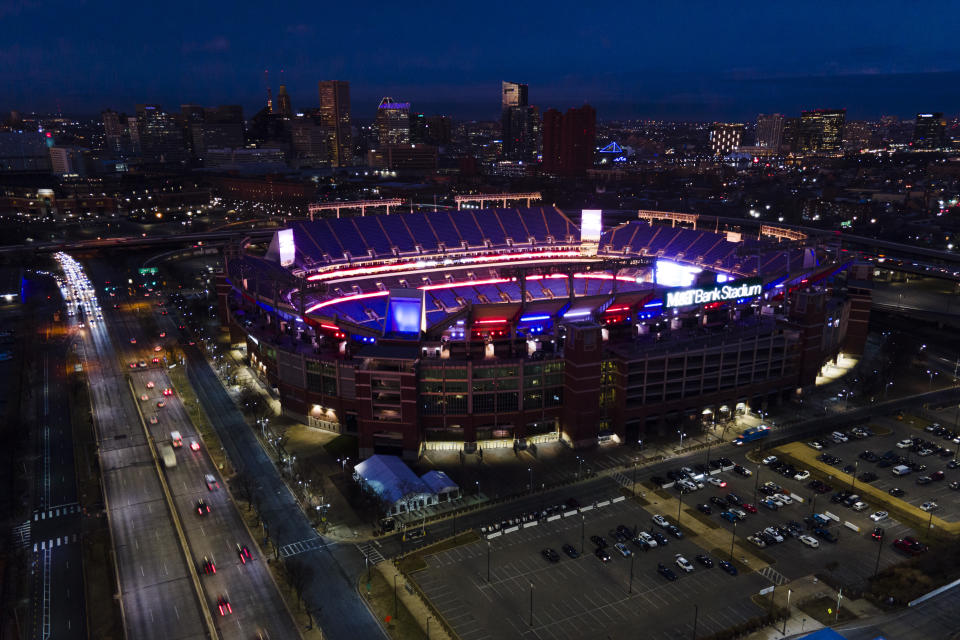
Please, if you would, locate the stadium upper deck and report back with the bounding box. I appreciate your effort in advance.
[238,207,815,334]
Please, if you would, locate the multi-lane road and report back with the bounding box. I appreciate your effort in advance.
[59,254,298,640]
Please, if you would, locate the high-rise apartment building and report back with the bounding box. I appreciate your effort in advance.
[755,114,785,151]
[411,113,452,146]
[843,121,876,152]
[376,98,411,145]
[709,123,744,157]
[541,105,596,175]
[290,118,328,165]
[318,80,352,166]
[797,109,845,154]
[913,113,946,149]
[781,117,800,153]
[182,104,244,159]
[500,81,540,161]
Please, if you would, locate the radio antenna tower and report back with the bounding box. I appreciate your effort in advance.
[264,69,273,112]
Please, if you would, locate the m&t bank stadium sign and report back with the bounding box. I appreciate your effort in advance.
[664,277,763,308]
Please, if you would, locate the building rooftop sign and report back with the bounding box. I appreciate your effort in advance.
[664,277,762,308]
[379,102,410,110]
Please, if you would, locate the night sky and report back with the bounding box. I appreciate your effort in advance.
[2,1,958,121]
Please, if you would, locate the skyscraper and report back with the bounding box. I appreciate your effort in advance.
[755,114,785,151]
[541,105,596,176]
[913,113,946,149]
[318,80,352,166]
[101,109,125,154]
[709,123,743,157]
[376,98,411,145]
[276,85,293,118]
[500,81,539,161]
[797,109,845,154]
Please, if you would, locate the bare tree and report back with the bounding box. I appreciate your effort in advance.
[283,558,313,609]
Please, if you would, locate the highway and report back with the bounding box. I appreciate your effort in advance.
[154,305,388,639]
[60,253,298,640]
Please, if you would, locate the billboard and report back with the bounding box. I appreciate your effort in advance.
[278,228,296,267]
[664,277,763,308]
[581,209,602,243]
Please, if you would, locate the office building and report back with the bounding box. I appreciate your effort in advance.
[102,109,126,154]
[843,121,876,152]
[542,105,596,176]
[913,113,946,150]
[290,118,329,166]
[367,144,437,175]
[709,123,744,157]
[276,85,293,118]
[0,131,52,172]
[501,81,540,161]
[49,146,90,175]
[135,104,186,163]
[318,80,352,166]
[797,109,845,155]
[780,117,800,153]
[376,98,411,145]
[755,114,785,151]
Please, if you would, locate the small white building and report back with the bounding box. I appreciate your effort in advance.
[353,455,461,516]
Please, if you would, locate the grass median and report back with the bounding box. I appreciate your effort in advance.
[166,362,234,477]
[359,568,422,640]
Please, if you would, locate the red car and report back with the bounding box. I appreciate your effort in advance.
[201,557,216,574]
[151,357,160,363]
[237,544,251,564]
[893,537,927,555]
[216,596,232,616]
[129,362,138,369]
[196,499,210,515]
[162,388,173,396]
[742,503,758,514]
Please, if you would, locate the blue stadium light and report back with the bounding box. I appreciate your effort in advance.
[520,314,551,322]
[563,310,592,318]
[644,301,663,308]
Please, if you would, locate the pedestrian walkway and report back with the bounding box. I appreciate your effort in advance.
[279,536,332,558]
[32,533,79,552]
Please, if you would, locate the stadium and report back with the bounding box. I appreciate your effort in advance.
[220,207,871,460]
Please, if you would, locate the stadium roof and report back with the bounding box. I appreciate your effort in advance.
[354,455,431,505]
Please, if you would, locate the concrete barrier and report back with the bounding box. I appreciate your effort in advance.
[596,500,611,508]
[660,481,675,490]
[563,510,578,517]
[580,505,594,512]
[486,531,502,540]
[547,514,561,522]
[721,465,735,472]
[709,468,721,475]
[612,496,626,503]
[844,521,860,532]
[824,511,840,522]
[503,526,519,534]
[523,521,538,529]
[790,493,805,503]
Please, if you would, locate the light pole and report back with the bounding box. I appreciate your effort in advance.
[729,520,737,560]
[692,604,698,640]
[632,459,638,495]
[576,456,583,479]
[677,488,684,525]
[782,589,793,635]
[486,541,491,582]
[678,430,686,450]
[628,552,635,594]
[580,515,585,554]
[528,467,533,493]
[394,574,399,619]
[873,531,884,578]
[529,582,534,627]
[426,616,432,640]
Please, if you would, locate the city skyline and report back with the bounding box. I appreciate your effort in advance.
[2,1,959,120]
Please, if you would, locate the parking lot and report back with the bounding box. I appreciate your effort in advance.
[412,498,770,640]
[678,447,920,589]
[790,416,960,522]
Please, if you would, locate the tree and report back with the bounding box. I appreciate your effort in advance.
[283,558,313,609]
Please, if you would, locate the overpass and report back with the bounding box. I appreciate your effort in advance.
[0,228,276,255]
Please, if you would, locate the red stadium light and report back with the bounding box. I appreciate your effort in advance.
[605,305,631,313]
[475,318,508,325]
[421,277,512,291]
[320,323,339,330]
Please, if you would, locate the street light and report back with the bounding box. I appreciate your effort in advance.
[528,468,533,493]
[678,430,686,450]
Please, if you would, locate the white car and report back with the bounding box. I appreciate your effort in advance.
[652,515,669,528]
[920,501,939,512]
[674,554,694,573]
[794,470,810,481]
[896,439,913,449]
[763,527,784,543]
[707,477,727,488]
[799,535,820,549]
[870,511,889,522]
[770,493,792,506]
[831,432,849,443]
[762,455,778,465]
[747,535,767,548]
[635,531,657,548]
[807,441,824,450]
[677,479,698,493]
[851,501,869,512]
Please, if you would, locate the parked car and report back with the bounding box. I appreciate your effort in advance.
[614,543,632,558]
[893,537,928,555]
[656,563,677,581]
[695,554,714,568]
[794,470,810,481]
[799,534,820,548]
[719,560,738,576]
[562,544,579,559]
[594,547,611,563]
[652,515,669,528]
[814,528,837,543]
[674,554,694,573]
[870,511,889,522]
[541,548,560,563]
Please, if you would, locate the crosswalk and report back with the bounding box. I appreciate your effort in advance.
[12,521,31,548]
[33,502,81,521]
[279,536,331,558]
[358,542,386,566]
[759,565,788,586]
[32,533,79,552]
